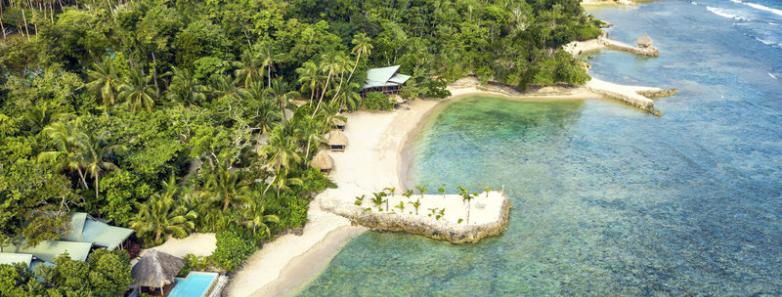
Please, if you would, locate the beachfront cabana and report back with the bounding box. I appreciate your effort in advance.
[637,34,653,48]
[309,150,334,173]
[328,130,348,152]
[63,212,134,251]
[332,117,347,131]
[132,249,185,296]
[1,240,93,263]
[361,65,411,96]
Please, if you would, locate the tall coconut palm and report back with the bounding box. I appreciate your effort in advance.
[239,196,279,239]
[257,47,277,89]
[39,122,90,190]
[86,57,122,108]
[293,114,325,160]
[458,186,475,224]
[260,127,303,176]
[296,61,320,103]
[384,186,396,212]
[234,50,263,88]
[337,33,373,100]
[203,155,248,211]
[119,68,157,112]
[211,75,249,103]
[167,67,208,105]
[312,53,345,116]
[268,169,303,197]
[264,78,299,123]
[71,131,123,200]
[130,176,197,244]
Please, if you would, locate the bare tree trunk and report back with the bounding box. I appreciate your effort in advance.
[151,51,160,94]
[312,73,332,116]
[21,8,30,39]
[0,1,6,39]
[28,0,36,35]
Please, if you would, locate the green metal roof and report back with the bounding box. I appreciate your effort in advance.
[2,241,93,263]
[0,253,33,267]
[63,212,87,241]
[63,212,134,250]
[389,73,411,85]
[363,65,409,89]
[82,219,134,250]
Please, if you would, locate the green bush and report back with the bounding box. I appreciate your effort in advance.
[361,92,394,111]
[180,254,211,276]
[209,230,256,271]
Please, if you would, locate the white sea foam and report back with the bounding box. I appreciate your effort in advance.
[707,6,750,21]
[734,1,782,18]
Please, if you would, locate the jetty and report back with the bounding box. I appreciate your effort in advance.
[586,78,677,116]
[598,34,659,57]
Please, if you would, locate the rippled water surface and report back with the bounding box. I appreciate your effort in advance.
[298,1,782,296]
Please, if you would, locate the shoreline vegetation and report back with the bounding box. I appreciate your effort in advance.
[0,0,680,296]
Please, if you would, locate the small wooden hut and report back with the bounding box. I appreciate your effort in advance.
[132,250,185,296]
[636,34,653,49]
[328,130,348,152]
[309,150,334,173]
[332,117,347,131]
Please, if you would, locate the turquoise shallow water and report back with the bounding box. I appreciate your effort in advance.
[298,1,782,296]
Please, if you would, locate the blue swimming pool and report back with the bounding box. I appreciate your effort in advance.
[168,272,218,297]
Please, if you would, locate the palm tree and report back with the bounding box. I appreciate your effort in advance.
[394,201,405,213]
[416,184,427,200]
[354,195,365,206]
[261,127,303,176]
[257,46,277,89]
[211,75,250,103]
[203,154,250,211]
[72,131,123,200]
[234,50,263,88]
[269,169,303,197]
[119,67,157,112]
[484,186,491,199]
[293,114,326,160]
[337,33,373,100]
[40,122,89,190]
[86,57,121,108]
[239,196,279,239]
[167,67,208,105]
[296,61,320,103]
[438,184,446,199]
[384,186,396,212]
[371,192,385,212]
[458,186,475,224]
[410,199,421,215]
[130,176,197,244]
[313,53,345,116]
[264,78,299,123]
[403,189,413,201]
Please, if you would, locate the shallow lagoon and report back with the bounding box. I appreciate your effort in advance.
[298,1,782,296]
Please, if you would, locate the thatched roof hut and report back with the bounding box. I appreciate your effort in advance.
[332,117,346,131]
[636,34,653,48]
[328,130,348,152]
[309,150,334,173]
[132,250,184,290]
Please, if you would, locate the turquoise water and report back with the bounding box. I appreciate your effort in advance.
[298,1,782,296]
[168,272,217,297]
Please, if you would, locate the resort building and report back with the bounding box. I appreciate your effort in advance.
[328,130,348,152]
[361,65,411,96]
[0,212,135,267]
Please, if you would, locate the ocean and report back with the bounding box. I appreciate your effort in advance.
[297,1,782,296]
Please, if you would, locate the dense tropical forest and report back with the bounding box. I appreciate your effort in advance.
[0,0,600,294]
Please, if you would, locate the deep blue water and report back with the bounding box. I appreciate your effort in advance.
[298,1,782,296]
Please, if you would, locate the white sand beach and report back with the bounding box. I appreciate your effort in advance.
[143,233,216,258]
[226,75,674,296]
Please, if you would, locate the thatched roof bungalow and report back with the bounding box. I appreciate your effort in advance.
[328,130,348,152]
[332,117,346,131]
[132,249,184,294]
[637,34,653,48]
[309,150,334,173]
